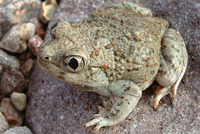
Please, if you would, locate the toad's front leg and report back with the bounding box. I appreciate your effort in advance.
[83,80,142,133]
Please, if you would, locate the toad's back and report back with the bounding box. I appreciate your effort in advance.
[71,4,169,84]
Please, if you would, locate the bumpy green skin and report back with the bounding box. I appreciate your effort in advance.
[83,4,169,85]
[37,2,188,132]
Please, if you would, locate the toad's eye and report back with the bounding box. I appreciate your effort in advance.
[61,55,86,73]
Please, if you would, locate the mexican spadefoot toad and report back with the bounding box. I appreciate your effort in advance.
[37,2,188,133]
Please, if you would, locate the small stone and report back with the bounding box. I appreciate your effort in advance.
[10,92,27,112]
[28,35,43,56]
[1,98,23,126]
[0,94,3,101]
[19,23,36,40]
[3,126,33,134]
[19,51,33,61]
[20,59,35,76]
[0,112,9,133]
[36,26,45,39]
[0,65,4,79]
[0,69,27,96]
[0,23,35,53]
[40,0,58,23]
[0,49,20,69]
[0,65,3,72]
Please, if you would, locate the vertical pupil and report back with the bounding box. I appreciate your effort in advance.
[68,58,78,70]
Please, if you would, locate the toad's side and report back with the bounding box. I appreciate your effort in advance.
[37,2,188,133]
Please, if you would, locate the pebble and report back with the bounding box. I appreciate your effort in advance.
[0,0,41,40]
[19,23,36,40]
[20,59,35,76]
[28,35,44,56]
[0,94,3,101]
[2,126,33,134]
[0,49,20,69]
[0,65,3,72]
[0,65,4,78]
[11,92,27,112]
[36,26,45,39]
[0,112,9,133]
[0,69,27,96]
[0,23,35,53]
[19,51,33,61]
[1,98,23,126]
[40,0,58,23]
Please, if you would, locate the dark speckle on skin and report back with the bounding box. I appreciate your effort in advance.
[150,70,155,75]
[57,75,65,80]
[60,72,65,75]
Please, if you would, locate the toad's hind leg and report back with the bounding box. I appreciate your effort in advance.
[154,29,188,109]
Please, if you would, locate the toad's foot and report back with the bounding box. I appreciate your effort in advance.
[83,106,111,133]
[83,80,142,133]
[154,85,173,109]
[154,76,185,109]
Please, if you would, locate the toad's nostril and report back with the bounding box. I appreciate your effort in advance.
[45,57,50,60]
[40,45,44,49]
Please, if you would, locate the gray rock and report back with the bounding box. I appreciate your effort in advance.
[0,112,9,133]
[11,92,27,112]
[26,0,200,134]
[0,23,35,53]
[0,49,20,69]
[3,126,33,134]
[0,69,27,96]
[0,0,41,40]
